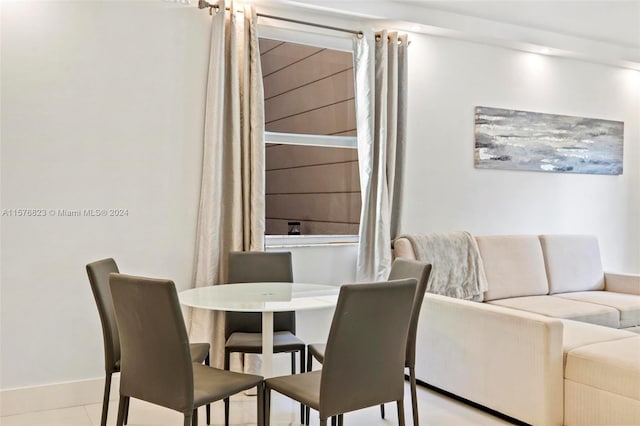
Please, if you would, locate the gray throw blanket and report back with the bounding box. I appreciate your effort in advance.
[397,232,488,301]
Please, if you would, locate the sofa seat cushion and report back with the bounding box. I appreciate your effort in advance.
[554,291,640,328]
[539,235,605,294]
[561,319,637,363]
[475,235,549,301]
[565,336,640,401]
[488,295,620,328]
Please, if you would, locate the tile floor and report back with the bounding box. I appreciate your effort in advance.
[1,382,515,426]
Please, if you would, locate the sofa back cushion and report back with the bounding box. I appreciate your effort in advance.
[539,235,605,294]
[476,235,550,301]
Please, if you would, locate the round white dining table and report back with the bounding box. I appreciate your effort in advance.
[179,282,339,377]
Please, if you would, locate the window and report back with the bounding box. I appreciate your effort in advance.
[260,37,360,241]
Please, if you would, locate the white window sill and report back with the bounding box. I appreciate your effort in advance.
[265,235,359,248]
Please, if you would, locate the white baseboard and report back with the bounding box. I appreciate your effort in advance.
[0,354,296,417]
[0,375,119,417]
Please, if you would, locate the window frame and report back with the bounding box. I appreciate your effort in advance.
[259,29,360,247]
[265,132,356,149]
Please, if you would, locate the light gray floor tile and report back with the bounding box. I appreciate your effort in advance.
[3,382,514,426]
[1,406,92,426]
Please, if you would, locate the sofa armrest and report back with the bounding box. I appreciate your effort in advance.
[392,237,416,260]
[416,294,564,426]
[604,272,640,295]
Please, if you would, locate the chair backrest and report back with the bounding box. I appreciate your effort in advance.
[110,273,194,412]
[86,258,121,373]
[319,279,417,418]
[225,251,294,338]
[388,259,432,368]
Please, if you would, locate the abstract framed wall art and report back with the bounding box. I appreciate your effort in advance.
[474,106,623,175]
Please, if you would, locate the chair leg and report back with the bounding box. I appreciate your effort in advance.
[205,354,211,425]
[123,396,129,425]
[224,397,230,426]
[100,373,112,426]
[409,367,419,426]
[331,416,337,426]
[265,384,271,426]
[299,348,306,425]
[306,351,312,425]
[115,395,128,426]
[257,381,265,426]
[192,408,198,426]
[380,403,385,419]
[224,350,230,426]
[397,399,405,426]
[183,413,193,426]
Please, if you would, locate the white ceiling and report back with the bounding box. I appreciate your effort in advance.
[273,0,640,70]
[395,0,640,49]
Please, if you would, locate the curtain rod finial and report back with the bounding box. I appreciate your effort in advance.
[198,0,220,14]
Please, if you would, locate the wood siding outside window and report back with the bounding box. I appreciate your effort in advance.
[260,38,360,235]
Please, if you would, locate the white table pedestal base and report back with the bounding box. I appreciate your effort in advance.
[261,311,274,378]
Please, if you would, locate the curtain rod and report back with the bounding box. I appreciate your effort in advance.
[197,0,364,38]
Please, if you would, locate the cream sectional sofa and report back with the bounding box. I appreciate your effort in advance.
[393,234,640,425]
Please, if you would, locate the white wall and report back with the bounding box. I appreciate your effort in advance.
[0,1,358,394]
[1,1,211,389]
[401,34,640,273]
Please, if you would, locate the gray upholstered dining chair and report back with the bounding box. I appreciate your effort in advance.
[306,259,432,426]
[265,278,418,426]
[223,251,306,425]
[86,259,211,426]
[109,273,264,426]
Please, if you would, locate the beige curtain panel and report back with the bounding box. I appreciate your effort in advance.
[354,31,409,282]
[188,0,265,369]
